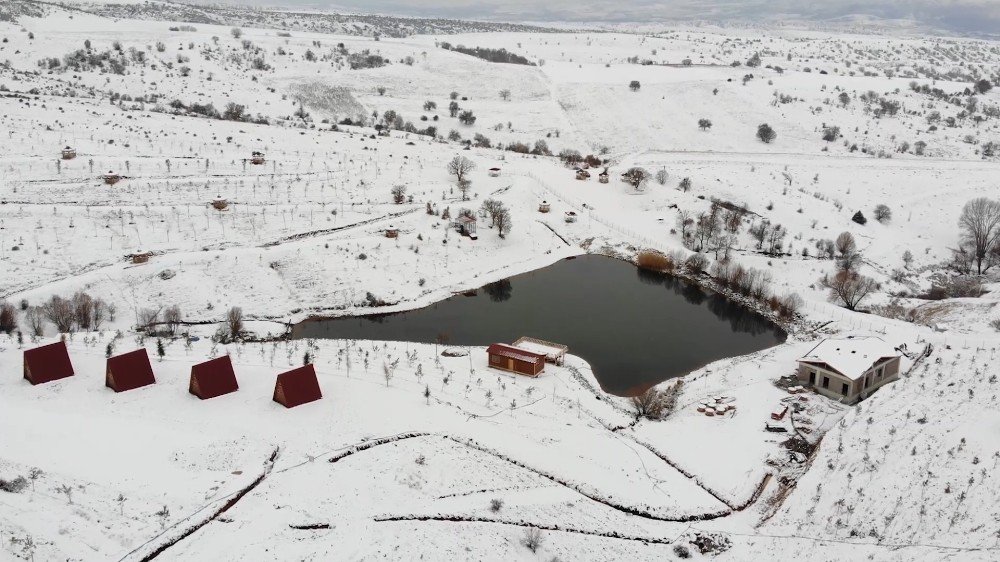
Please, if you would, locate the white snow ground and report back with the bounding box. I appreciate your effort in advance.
[1,3,1000,561]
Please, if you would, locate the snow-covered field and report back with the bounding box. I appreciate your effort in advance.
[2,2,1000,560]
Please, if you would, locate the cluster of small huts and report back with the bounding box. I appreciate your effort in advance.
[22,341,322,408]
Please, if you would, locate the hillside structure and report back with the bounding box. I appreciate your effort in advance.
[486,343,546,377]
[796,336,901,403]
[273,364,322,408]
[106,348,156,393]
[23,340,75,385]
[189,355,239,400]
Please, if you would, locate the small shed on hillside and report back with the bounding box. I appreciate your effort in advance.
[106,348,156,393]
[211,196,228,210]
[61,146,77,160]
[487,344,546,377]
[131,250,151,264]
[538,200,551,213]
[797,336,901,404]
[103,171,121,185]
[23,341,75,385]
[598,168,609,184]
[488,167,501,177]
[189,355,239,400]
[575,169,591,181]
[385,225,399,238]
[454,215,477,238]
[273,364,322,408]
[250,151,266,165]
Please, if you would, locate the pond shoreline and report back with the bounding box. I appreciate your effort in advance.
[292,252,787,396]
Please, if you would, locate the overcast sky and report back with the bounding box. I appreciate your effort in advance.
[215,0,1000,34]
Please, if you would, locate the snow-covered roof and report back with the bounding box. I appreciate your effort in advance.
[799,336,900,380]
[487,344,545,363]
[512,337,567,360]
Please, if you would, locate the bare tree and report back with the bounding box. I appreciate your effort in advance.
[138,308,160,332]
[655,168,669,185]
[226,306,244,339]
[230,27,242,39]
[91,298,110,330]
[25,306,45,336]
[958,197,1000,274]
[447,155,475,184]
[480,198,504,227]
[499,89,511,101]
[71,292,94,331]
[835,231,861,271]
[164,305,182,335]
[0,301,16,334]
[495,207,513,238]
[622,167,651,190]
[698,118,712,130]
[522,527,544,553]
[391,184,407,204]
[874,203,892,223]
[823,270,878,310]
[42,296,75,333]
[457,179,472,201]
[631,380,684,420]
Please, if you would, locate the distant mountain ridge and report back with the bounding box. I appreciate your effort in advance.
[50,0,568,37]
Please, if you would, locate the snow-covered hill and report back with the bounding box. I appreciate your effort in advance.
[1,3,999,561]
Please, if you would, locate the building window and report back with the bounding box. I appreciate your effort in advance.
[822,376,829,389]
[841,383,849,395]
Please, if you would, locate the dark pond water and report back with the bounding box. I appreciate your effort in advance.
[293,255,786,396]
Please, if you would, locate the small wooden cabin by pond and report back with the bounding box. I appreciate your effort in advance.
[61,146,77,160]
[106,348,156,393]
[797,336,901,404]
[250,151,266,165]
[23,340,75,385]
[487,343,546,377]
[102,171,121,185]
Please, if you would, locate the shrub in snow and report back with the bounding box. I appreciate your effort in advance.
[757,123,777,143]
[521,527,544,553]
[852,211,867,225]
[0,476,28,493]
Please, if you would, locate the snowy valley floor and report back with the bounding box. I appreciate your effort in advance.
[2,5,1000,561]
